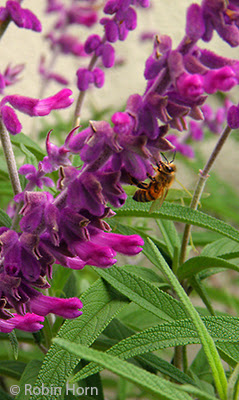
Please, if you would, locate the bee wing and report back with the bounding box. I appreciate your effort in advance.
[149,188,168,214]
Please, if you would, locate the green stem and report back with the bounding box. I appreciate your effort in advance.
[228,363,239,400]
[180,124,232,264]
[147,238,228,400]
[0,119,22,196]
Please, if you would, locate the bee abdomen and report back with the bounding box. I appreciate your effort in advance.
[133,189,155,202]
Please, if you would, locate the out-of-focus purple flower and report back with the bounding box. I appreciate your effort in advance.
[39,56,68,86]
[227,103,239,129]
[30,294,83,319]
[0,313,44,333]
[189,120,204,141]
[45,0,64,13]
[84,34,102,54]
[166,134,195,158]
[47,33,87,57]
[0,63,24,94]
[0,1,42,32]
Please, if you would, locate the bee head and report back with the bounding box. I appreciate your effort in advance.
[158,161,176,174]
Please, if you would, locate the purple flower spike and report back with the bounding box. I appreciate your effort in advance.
[227,104,239,129]
[0,313,44,333]
[30,294,83,319]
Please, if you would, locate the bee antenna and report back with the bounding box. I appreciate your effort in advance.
[161,153,169,163]
[170,151,176,163]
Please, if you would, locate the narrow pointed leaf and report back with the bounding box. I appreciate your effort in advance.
[54,339,193,400]
[177,256,239,280]
[113,198,239,243]
[93,266,188,322]
[28,279,129,400]
[74,316,239,382]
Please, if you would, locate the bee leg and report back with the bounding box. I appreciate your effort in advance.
[159,188,169,208]
[130,176,149,189]
[146,173,156,182]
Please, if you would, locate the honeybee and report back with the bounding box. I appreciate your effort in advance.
[131,155,176,206]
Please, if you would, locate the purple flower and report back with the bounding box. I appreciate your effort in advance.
[42,130,72,173]
[39,56,68,86]
[76,68,105,90]
[0,313,44,333]
[19,163,55,189]
[166,134,195,158]
[0,89,74,134]
[201,0,239,47]
[227,103,239,129]
[0,63,24,94]
[186,3,205,42]
[47,33,87,57]
[203,66,238,94]
[0,1,42,32]
[30,294,83,319]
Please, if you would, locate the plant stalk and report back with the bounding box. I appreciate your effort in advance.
[180,124,232,265]
[0,119,22,196]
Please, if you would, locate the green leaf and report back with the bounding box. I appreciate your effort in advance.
[146,238,228,400]
[29,279,129,400]
[93,266,188,322]
[20,144,38,167]
[156,219,180,259]
[74,316,239,383]
[11,132,45,160]
[0,361,26,380]
[201,238,239,260]
[8,330,19,360]
[177,256,239,281]
[0,208,12,227]
[113,198,239,244]
[0,388,13,400]
[217,342,239,367]
[16,360,42,400]
[121,265,169,286]
[102,318,195,386]
[54,339,193,400]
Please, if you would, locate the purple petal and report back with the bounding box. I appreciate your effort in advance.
[1,105,22,134]
[227,105,239,129]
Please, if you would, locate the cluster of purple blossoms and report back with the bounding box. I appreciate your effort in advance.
[76,0,150,91]
[40,0,99,87]
[1,0,239,334]
[167,99,233,158]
